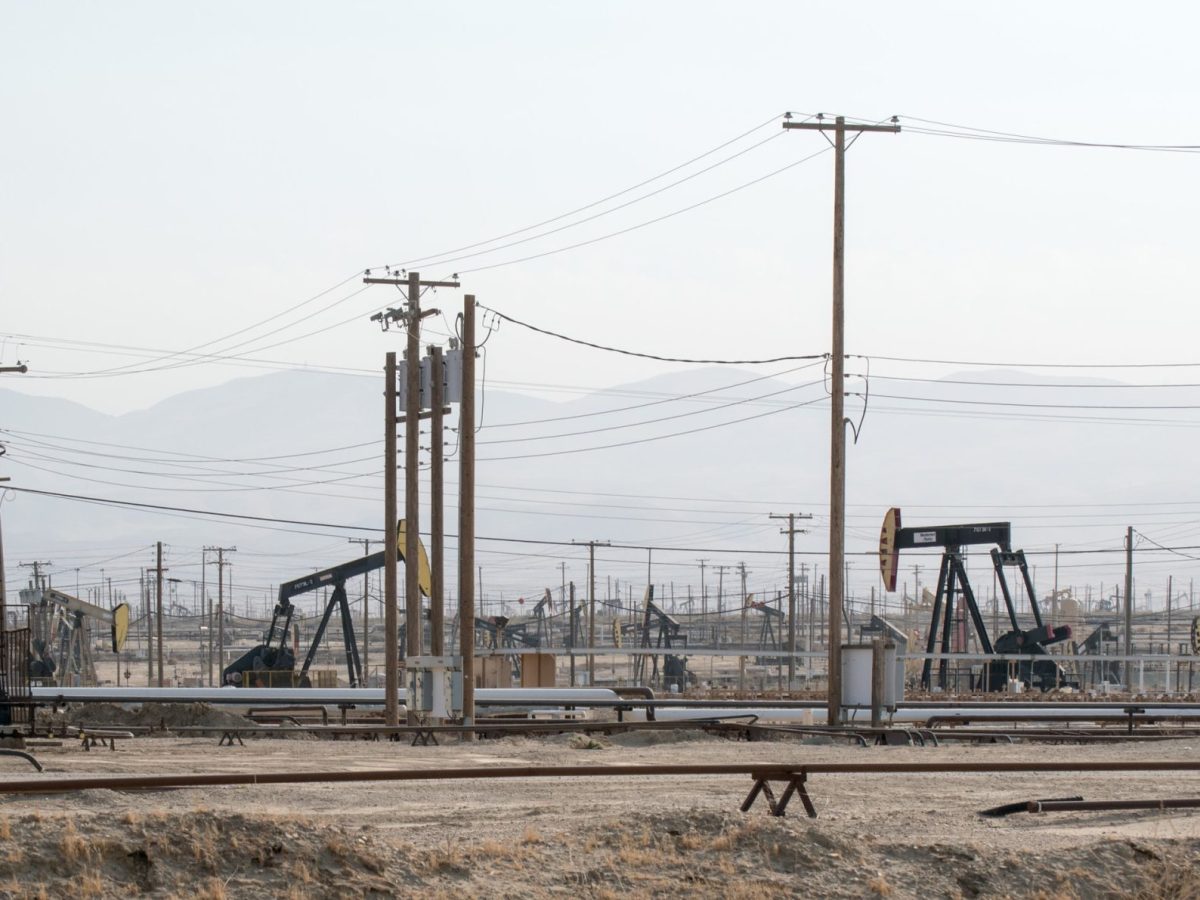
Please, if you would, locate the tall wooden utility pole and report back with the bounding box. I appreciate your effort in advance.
[365,271,458,725]
[783,113,899,724]
[201,548,210,685]
[205,547,235,684]
[429,344,446,656]
[770,513,811,688]
[155,541,165,687]
[458,295,477,734]
[737,562,750,692]
[348,538,381,680]
[143,567,153,685]
[572,539,610,684]
[383,351,399,723]
[1124,526,1134,686]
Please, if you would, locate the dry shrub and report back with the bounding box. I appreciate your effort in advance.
[293,861,316,885]
[867,873,894,897]
[325,836,352,859]
[426,837,466,874]
[121,811,140,827]
[520,825,543,845]
[0,818,10,840]
[478,839,511,858]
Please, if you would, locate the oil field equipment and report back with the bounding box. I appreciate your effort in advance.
[223,520,430,688]
[750,597,786,665]
[879,508,1073,692]
[22,588,129,686]
[632,586,694,691]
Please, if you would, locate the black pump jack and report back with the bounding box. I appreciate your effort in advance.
[879,509,1073,691]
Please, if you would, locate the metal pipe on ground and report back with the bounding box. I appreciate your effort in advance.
[4,760,1200,796]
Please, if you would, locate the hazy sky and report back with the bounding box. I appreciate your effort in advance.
[4,2,1200,619]
[3,1,1197,414]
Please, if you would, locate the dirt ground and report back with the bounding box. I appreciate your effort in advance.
[0,726,1198,898]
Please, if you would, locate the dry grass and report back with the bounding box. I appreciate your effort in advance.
[194,878,228,900]
[59,821,89,864]
[77,870,105,899]
[520,824,543,845]
[121,811,140,827]
[0,817,10,840]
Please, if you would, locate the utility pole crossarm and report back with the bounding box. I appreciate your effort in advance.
[363,277,461,288]
[783,122,901,133]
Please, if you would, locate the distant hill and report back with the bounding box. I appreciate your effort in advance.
[1,366,1187,605]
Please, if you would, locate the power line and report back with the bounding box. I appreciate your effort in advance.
[864,353,1200,370]
[378,112,791,271]
[384,129,789,273]
[898,115,1200,153]
[479,304,825,365]
[456,145,832,275]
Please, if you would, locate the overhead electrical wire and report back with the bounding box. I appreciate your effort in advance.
[898,116,1200,153]
[383,130,790,273]
[479,304,825,365]
[378,112,791,271]
[456,145,831,275]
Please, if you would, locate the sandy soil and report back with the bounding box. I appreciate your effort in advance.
[0,728,1197,898]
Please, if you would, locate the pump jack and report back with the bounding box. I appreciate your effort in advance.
[632,587,693,691]
[879,508,1073,692]
[223,521,430,688]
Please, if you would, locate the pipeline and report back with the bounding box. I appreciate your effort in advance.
[3,759,1200,795]
[1029,797,1200,814]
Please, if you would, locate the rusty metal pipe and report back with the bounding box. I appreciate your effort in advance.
[4,760,1200,795]
[1030,797,1200,813]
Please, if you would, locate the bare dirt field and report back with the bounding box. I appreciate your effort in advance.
[0,727,1198,898]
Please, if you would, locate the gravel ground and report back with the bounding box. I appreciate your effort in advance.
[0,728,1197,897]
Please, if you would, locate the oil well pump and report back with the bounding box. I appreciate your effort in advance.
[878,508,1073,691]
[22,588,129,686]
[223,520,430,688]
[631,586,693,691]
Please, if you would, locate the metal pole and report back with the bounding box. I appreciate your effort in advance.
[384,351,399,725]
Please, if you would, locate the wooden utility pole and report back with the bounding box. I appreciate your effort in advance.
[783,112,900,724]
[715,565,731,618]
[458,295,477,734]
[205,547,235,684]
[1124,526,1134,686]
[572,539,610,684]
[738,562,750,692]
[143,568,153,685]
[201,548,210,685]
[770,513,811,688]
[348,538,381,680]
[429,344,446,656]
[365,271,458,725]
[155,541,165,687]
[383,351,399,723]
